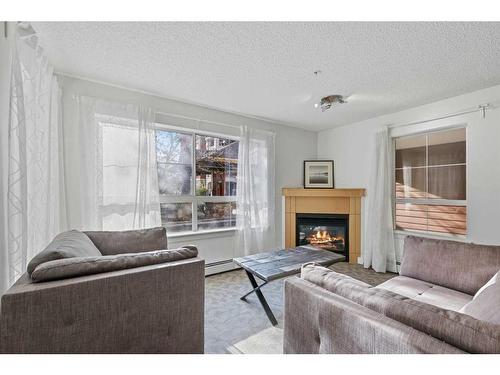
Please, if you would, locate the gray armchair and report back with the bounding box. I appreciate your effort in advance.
[0,227,205,354]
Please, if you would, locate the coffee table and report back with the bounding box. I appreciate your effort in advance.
[233,246,345,325]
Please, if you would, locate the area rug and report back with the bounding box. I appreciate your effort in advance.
[226,326,284,354]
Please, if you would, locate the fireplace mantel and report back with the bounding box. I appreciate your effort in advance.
[282,188,365,264]
[282,188,365,198]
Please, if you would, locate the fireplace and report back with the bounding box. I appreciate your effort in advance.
[295,213,349,261]
[283,188,364,264]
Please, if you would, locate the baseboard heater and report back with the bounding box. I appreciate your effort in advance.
[205,259,238,275]
[206,259,234,268]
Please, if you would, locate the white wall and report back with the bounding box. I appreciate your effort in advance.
[318,84,500,265]
[59,75,317,272]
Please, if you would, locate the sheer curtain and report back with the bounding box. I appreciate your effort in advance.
[70,96,161,231]
[3,23,66,292]
[236,126,276,255]
[363,128,397,273]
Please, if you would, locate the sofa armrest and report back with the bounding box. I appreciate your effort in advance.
[283,277,465,354]
[0,257,204,353]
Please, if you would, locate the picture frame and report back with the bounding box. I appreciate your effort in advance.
[303,160,334,188]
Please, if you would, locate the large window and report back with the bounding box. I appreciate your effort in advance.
[394,127,466,236]
[155,129,239,233]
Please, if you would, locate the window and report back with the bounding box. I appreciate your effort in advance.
[394,127,466,236]
[155,128,239,233]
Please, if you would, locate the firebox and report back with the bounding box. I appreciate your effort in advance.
[295,213,349,261]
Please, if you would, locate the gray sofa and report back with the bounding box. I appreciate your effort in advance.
[284,236,500,354]
[0,227,205,354]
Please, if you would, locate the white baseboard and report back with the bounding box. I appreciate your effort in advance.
[205,260,239,276]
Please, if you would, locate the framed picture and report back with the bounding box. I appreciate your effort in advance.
[303,160,334,188]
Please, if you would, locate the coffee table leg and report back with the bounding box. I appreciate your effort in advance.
[243,270,278,326]
[240,280,269,301]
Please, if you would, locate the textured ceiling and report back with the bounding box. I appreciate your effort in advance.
[32,22,500,131]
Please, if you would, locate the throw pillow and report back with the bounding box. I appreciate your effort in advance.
[27,230,102,275]
[84,227,168,255]
[459,269,500,325]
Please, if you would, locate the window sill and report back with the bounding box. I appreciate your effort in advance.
[168,227,238,240]
[393,229,469,243]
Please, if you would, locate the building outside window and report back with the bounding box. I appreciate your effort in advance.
[394,127,467,236]
[155,128,239,233]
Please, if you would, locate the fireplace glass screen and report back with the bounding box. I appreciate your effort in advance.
[296,214,348,259]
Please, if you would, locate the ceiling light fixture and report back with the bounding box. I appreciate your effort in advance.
[314,95,347,112]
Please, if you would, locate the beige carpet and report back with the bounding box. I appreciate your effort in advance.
[205,262,396,353]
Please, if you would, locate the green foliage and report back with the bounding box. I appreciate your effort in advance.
[196,186,209,196]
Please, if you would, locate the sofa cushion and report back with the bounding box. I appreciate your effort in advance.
[459,270,500,325]
[30,246,198,282]
[27,230,102,275]
[376,276,472,311]
[84,227,168,255]
[400,236,500,295]
[301,264,500,353]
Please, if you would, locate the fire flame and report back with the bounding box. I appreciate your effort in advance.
[307,229,344,249]
[315,230,330,240]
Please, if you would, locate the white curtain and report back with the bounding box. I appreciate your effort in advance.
[3,23,66,292]
[236,126,276,255]
[363,128,397,273]
[70,96,161,231]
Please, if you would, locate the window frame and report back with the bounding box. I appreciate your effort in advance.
[392,124,467,238]
[154,122,240,234]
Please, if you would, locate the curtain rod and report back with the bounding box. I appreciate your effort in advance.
[58,71,287,131]
[70,93,275,135]
[388,103,492,129]
[156,110,243,131]
[156,111,277,137]
[155,111,276,138]
[70,92,242,130]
